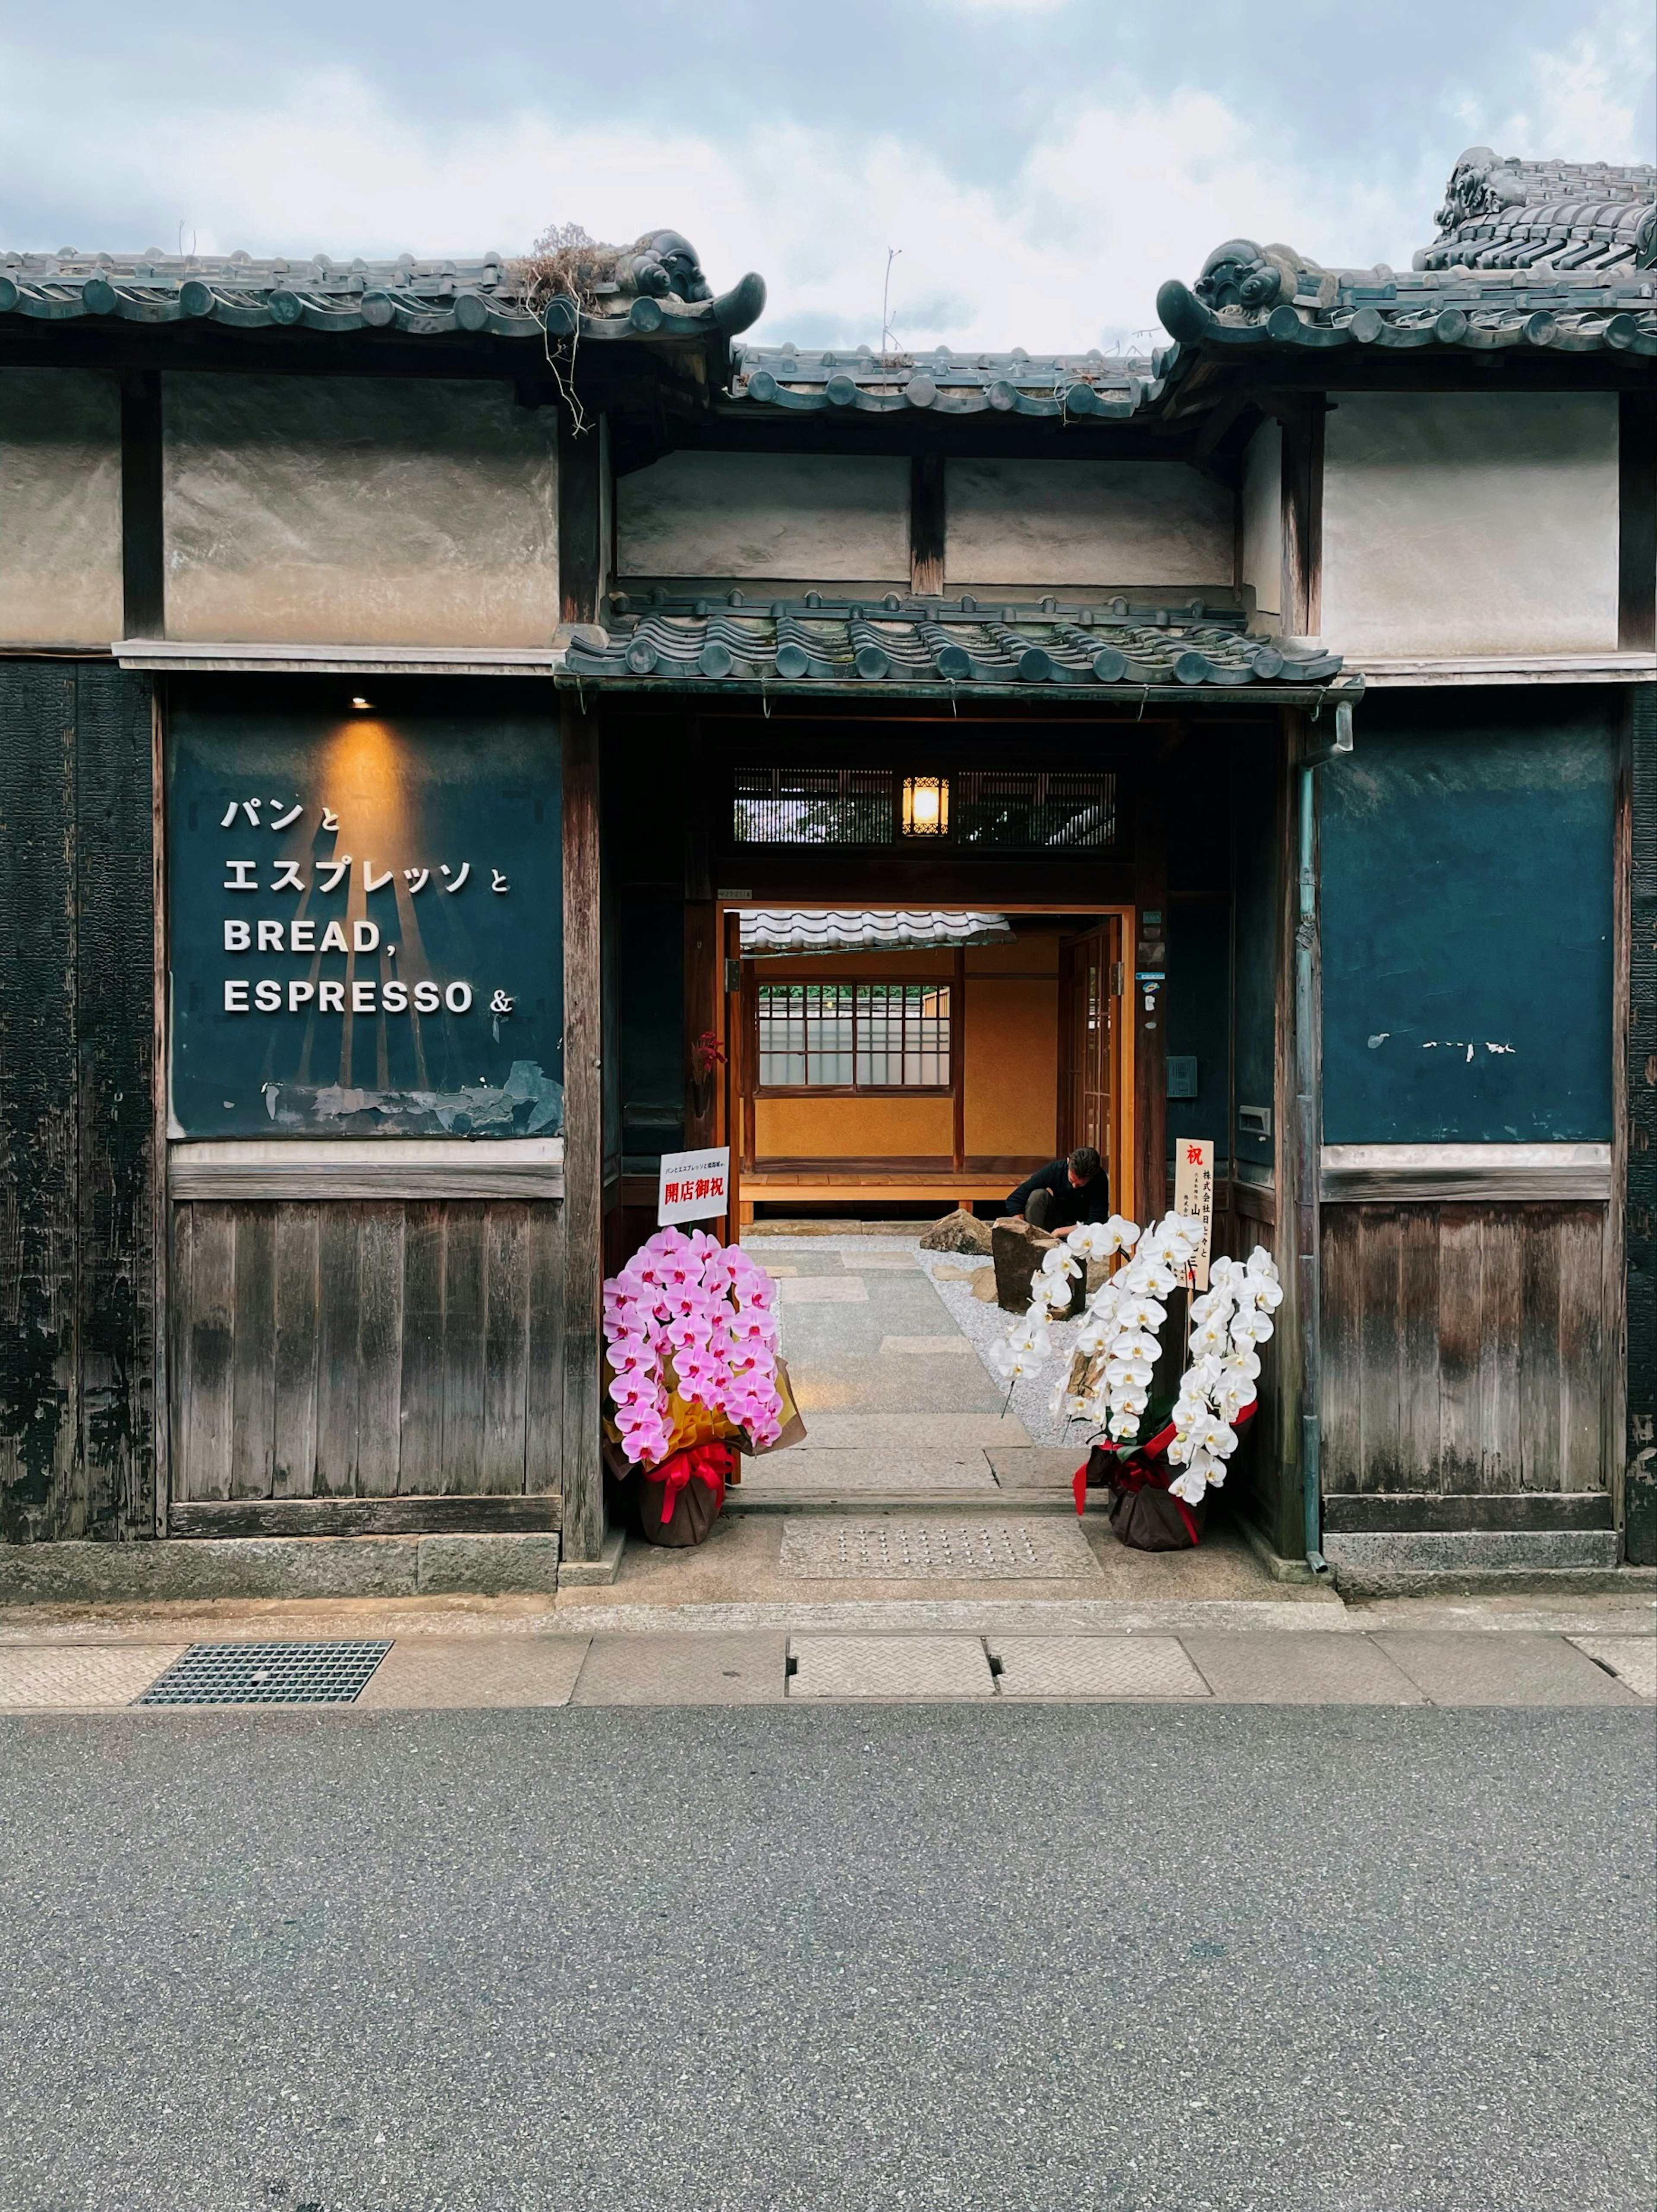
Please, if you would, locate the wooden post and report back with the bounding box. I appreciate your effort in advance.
[150,678,170,1537]
[559,698,605,1561]
[1623,685,1657,1564]
[1619,391,1657,654]
[1279,397,1325,641]
[1133,755,1169,1223]
[951,946,966,1173]
[910,454,946,598]
[558,409,604,627]
[120,370,165,639]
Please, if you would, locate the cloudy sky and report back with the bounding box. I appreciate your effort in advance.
[3,0,1652,353]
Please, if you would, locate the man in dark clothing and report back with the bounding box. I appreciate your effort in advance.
[1004,1146,1109,1234]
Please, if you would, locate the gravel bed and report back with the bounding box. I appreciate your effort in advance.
[912,1245,1095,1450]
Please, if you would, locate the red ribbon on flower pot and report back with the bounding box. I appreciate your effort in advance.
[1071,1401,1258,1546]
[645,1438,734,1527]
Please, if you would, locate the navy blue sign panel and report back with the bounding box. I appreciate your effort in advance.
[169,681,562,1139]
[1320,698,1614,1145]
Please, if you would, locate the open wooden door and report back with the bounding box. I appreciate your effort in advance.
[1059,917,1126,1210]
[721,906,743,1239]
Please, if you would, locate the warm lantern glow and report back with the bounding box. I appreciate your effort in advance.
[901,774,949,837]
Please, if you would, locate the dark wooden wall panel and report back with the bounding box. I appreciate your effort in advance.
[1,661,157,1544]
[1322,1201,1608,1495]
[169,1199,562,1506]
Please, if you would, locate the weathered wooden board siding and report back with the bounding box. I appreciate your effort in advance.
[169,1199,563,1504]
[1321,1202,1608,1494]
[0,661,156,1544]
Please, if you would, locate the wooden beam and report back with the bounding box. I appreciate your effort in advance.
[910,453,946,597]
[1619,391,1657,653]
[1279,396,1325,640]
[169,1494,562,1539]
[558,409,604,626]
[120,369,164,637]
[559,698,605,1560]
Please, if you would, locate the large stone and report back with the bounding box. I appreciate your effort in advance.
[991,1218,1086,1316]
[416,1533,562,1596]
[0,1536,419,1607]
[920,1207,994,1256]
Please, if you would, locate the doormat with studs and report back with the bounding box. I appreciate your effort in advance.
[777,1517,1101,1581]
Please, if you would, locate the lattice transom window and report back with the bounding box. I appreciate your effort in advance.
[756,982,951,1091]
[731,766,1117,849]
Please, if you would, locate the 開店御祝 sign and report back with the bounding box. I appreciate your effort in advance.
[657,1149,731,1226]
[1172,1138,1215,1290]
[168,697,563,1138]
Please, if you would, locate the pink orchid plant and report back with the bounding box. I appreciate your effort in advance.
[602,1227,784,1469]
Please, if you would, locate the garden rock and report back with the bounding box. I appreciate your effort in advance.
[920,1207,994,1256]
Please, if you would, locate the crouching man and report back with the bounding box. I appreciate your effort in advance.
[1003,1145,1109,1235]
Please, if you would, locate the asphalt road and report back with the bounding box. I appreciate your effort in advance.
[1,1705,1651,2212]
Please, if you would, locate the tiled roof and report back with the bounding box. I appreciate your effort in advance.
[566,592,1347,690]
[0,238,764,343]
[739,910,1014,956]
[729,345,1159,417]
[1158,149,1657,363]
[1424,149,1657,272]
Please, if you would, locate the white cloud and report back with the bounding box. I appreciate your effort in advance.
[1458,0,1655,163]
[0,60,1531,353]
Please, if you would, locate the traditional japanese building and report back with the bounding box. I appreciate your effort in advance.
[1,154,1652,1596]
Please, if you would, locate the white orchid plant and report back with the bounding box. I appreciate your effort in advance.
[990,1213,1282,1505]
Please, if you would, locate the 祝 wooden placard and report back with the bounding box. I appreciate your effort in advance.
[1173,1138,1215,1291]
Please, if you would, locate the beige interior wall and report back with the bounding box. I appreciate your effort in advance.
[963,962,1058,1160]
[0,367,124,645]
[755,1094,952,1159]
[163,373,559,645]
[945,458,1233,590]
[1320,391,1619,657]
[617,451,909,581]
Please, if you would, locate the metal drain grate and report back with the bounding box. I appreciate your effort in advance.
[778,1516,1101,1581]
[136,1641,392,1706]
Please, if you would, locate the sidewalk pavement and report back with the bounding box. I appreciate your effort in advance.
[0,1607,1650,1711]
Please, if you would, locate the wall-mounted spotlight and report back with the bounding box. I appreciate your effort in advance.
[350,696,374,712]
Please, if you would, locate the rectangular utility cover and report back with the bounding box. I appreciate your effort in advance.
[137,1640,392,1705]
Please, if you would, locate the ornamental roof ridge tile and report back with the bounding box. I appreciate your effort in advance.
[1156,146,1656,366]
[564,592,1347,691]
[0,233,765,343]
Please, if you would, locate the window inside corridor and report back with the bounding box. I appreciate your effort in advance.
[756,981,951,1091]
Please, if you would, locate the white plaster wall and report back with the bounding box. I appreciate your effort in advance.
[1239,420,1282,623]
[945,458,1233,589]
[0,368,124,645]
[164,374,559,645]
[1321,392,1619,658]
[617,451,909,581]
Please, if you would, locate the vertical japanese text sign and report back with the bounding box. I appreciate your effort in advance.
[1172,1138,1215,1291]
[657,1147,731,1228]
